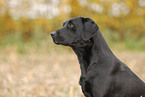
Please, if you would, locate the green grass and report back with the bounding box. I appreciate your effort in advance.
[0,29,145,53]
[102,29,145,51]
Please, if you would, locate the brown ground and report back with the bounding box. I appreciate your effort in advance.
[0,46,145,97]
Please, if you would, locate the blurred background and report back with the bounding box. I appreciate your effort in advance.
[0,0,145,97]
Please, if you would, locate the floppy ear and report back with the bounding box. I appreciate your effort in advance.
[81,17,99,40]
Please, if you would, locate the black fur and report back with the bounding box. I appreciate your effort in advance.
[51,17,145,97]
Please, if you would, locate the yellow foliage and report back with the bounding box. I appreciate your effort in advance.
[0,0,145,40]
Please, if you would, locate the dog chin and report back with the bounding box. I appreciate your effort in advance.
[52,37,60,44]
[51,38,70,46]
[53,40,62,45]
[53,40,59,44]
[53,40,68,46]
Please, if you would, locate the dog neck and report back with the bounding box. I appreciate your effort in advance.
[90,30,113,63]
[71,30,113,76]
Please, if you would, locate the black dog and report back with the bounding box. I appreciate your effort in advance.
[51,17,145,97]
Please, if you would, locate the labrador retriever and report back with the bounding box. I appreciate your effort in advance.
[51,17,145,97]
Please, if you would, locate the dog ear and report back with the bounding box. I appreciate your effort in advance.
[81,17,99,40]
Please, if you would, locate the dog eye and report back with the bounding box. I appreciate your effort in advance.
[68,23,74,28]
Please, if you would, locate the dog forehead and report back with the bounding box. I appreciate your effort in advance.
[65,17,83,24]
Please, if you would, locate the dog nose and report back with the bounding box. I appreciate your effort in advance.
[51,31,56,37]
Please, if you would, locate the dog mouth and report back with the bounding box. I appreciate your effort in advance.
[51,37,60,44]
[51,35,66,45]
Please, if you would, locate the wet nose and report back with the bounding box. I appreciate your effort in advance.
[51,31,56,37]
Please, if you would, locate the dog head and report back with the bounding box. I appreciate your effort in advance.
[51,17,99,46]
